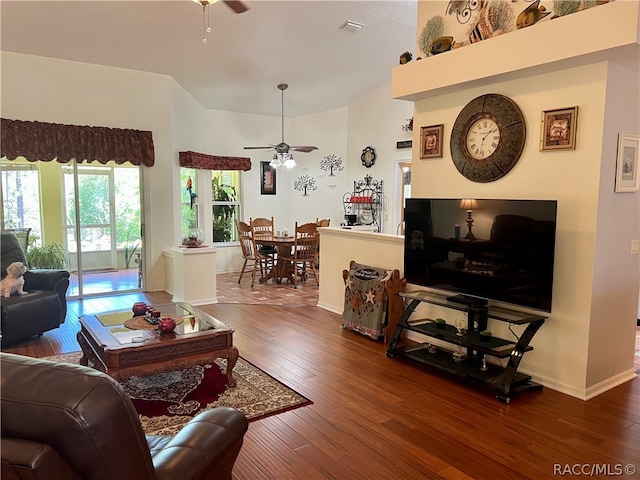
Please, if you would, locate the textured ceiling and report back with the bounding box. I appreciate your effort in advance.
[1,0,418,118]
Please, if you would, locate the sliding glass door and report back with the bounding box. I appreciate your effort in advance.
[64,162,143,297]
[2,159,143,298]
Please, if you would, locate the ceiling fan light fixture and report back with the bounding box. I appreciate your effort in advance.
[192,0,219,6]
[271,152,296,169]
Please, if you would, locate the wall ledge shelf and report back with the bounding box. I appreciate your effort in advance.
[392,0,640,102]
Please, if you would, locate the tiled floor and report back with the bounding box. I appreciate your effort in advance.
[216,270,319,307]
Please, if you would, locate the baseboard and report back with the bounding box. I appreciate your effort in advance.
[584,369,638,400]
[529,369,638,400]
[171,295,218,306]
[317,302,342,315]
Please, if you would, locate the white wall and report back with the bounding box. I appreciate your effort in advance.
[391,0,640,399]
[348,82,414,233]
[1,52,176,292]
[0,51,413,286]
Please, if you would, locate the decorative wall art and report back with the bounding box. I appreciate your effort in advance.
[260,161,276,195]
[294,175,317,197]
[320,154,344,176]
[420,124,444,159]
[615,133,640,192]
[540,106,578,151]
[412,1,610,59]
[361,146,376,168]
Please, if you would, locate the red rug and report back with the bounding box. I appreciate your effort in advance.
[121,363,228,418]
[44,353,312,435]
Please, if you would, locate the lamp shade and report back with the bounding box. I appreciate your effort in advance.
[459,198,479,210]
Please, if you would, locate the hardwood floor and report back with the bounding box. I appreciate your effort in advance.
[3,274,639,479]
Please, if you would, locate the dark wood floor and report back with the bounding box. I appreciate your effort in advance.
[3,274,639,479]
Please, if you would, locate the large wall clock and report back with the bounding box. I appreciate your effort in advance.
[450,94,526,183]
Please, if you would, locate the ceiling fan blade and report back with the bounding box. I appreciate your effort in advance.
[223,0,249,14]
[243,146,275,150]
[291,146,319,153]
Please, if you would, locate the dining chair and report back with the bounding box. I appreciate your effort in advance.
[236,220,272,287]
[281,222,319,288]
[250,217,278,256]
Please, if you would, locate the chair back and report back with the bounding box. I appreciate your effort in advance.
[250,217,274,241]
[2,228,31,253]
[236,220,257,259]
[1,353,156,480]
[316,218,330,227]
[293,222,319,262]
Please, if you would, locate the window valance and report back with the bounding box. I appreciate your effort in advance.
[1,118,155,167]
[179,151,252,171]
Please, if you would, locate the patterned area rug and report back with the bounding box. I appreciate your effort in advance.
[43,352,312,435]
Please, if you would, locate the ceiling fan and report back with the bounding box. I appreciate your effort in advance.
[193,0,249,44]
[244,84,319,167]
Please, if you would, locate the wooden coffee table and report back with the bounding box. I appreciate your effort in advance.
[76,302,238,387]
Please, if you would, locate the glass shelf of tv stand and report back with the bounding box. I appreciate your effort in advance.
[389,289,548,402]
[399,290,547,325]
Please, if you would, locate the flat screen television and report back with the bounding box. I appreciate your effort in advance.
[404,198,557,312]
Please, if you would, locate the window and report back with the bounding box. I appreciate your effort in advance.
[1,160,43,246]
[180,168,242,244]
[63,164,141,254]
[212,170,240,243]
[181,167,198,240]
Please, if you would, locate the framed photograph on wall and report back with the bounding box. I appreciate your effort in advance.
[615,133,640,192]
[260,161,276,195]
[540,106,578,151]
[420,124,444,158]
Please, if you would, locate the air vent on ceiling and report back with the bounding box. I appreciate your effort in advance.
[340,20,364,33]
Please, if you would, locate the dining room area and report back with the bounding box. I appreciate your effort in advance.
[233,216,329,298]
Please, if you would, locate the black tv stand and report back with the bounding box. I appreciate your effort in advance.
[386,290,547,403]
[446,294,487,307]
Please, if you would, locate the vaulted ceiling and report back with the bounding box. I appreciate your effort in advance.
[1,1,418,118]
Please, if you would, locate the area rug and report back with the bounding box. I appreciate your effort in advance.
[43,352,312,435]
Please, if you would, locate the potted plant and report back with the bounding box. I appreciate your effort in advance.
[434,318,446,329]
[479,330,493,342]
[25,243,69,269]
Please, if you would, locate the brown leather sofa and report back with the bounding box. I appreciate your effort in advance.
[0,233,70,346]
[0,353,249,480]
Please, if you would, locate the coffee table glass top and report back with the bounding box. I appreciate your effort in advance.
[93,302,231,345]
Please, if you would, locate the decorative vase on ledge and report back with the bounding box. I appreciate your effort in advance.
[182,227,204,248]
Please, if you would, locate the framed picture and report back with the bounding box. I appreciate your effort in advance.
[540,106,578,151]
[615,133,640,192]
[260,161,276,195]
[420,124,444,158]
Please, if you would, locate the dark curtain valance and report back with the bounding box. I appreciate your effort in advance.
[1,118,155,167]
[179,151,251,171]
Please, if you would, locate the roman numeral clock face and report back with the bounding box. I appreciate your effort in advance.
[450,94,526,183]
[466,116,501,160]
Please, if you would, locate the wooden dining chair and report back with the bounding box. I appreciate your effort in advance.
[281,222,319,288]
[236,220,272,287]
[250,217,278,256]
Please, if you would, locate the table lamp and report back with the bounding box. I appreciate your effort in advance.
[459,198,479,241]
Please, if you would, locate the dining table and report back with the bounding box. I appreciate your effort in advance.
[255,235,296,284]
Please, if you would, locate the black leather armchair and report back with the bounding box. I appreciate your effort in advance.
[0,353,249,480]
[1,233,70,346]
